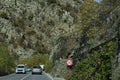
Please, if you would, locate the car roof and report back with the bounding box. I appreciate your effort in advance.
[33,65,41,68]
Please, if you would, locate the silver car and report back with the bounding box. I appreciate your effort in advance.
[16,64,26,74]
[32,66,42,74]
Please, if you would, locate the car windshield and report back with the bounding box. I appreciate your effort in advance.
[17,66,25,68]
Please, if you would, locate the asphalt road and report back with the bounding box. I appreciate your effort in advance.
[0,72,53,80]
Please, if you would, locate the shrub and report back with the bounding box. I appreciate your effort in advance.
[0,43,15,75]
[70,41,115,80]
[0,11,9,19]
[46,0,56,4]
[13,16,26,28]
[63,2,72,11]
[46,17,55,26]
[25,30,36,36]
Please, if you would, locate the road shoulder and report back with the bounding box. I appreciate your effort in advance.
[53,77,65,80]
[45,72,65,80]
[45,72,54,80]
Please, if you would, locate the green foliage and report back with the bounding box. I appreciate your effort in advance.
[99,0,120,20]
[12,16,26,28]
[0,11,9,19]
[46,17,54,26]
[28,12,34,21]
[101,0,120,8]
[0,43,15,75]
[80,0,99,26]
[25,30,36,36]
[46,0,56,4]
[19,54,52,72]
[40,1,46,8]
[62,2,72,11]
[70,41,115,80]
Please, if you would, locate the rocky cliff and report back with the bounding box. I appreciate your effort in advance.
[109,6,120,80]
[0,0,81,60]
[0,0,115,59]
[0,0,120,79]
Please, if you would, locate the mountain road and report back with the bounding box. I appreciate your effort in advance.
[0,72,53,80]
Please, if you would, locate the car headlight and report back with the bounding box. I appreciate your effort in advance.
[23,70,25,72]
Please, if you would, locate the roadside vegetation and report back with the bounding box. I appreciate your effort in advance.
[0,43,15,76]
[70,41,115,80]
[65,0,118,79]
[68,0,118,79]
[19,54,53,72]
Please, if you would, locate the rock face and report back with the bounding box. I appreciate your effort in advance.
[0,0,120,79]
[0,0,80,59]
[108,6,120,80]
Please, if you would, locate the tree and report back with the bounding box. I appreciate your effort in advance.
[0,43,15,75]
[71,41,115,80]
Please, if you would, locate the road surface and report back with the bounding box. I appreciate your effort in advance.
[0,72,53,80]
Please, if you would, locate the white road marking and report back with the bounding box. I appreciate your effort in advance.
[20,73,31,80]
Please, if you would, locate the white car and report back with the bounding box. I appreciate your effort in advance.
[16,64,26,74]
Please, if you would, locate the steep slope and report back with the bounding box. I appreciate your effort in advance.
[0,0,119,79]
[0,0,81,60]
